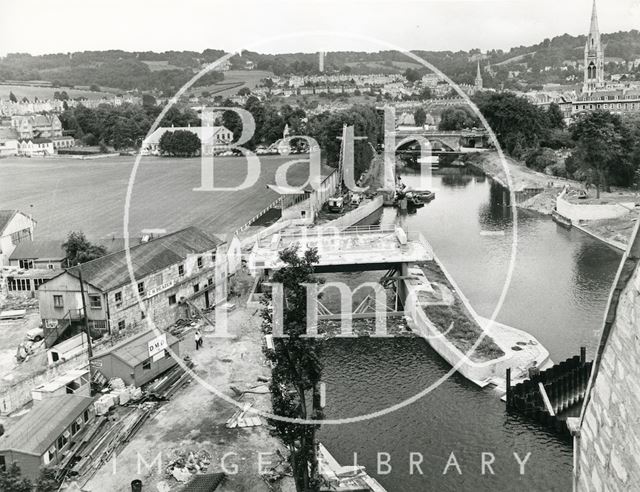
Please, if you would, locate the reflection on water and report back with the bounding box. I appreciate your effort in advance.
[320,168,621,491]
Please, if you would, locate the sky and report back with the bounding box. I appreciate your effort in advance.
[1,0,639,57]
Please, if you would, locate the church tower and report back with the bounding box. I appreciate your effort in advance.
[583,0,605,94]
[474,61,483,91]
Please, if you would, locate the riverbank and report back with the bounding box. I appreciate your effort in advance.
[464,151,638,251]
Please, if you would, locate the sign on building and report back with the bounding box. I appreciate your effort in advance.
[147,333,168,358]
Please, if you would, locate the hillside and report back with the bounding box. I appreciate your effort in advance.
[1,30,640,93]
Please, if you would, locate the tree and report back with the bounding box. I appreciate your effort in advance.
[63,231,108,266]
[142,94,156,107]
[569,110,632,197]
[404,68,421,83]
[414,107,427,127]
[0,463,32,492]
[546,102,565,129]
[439,106,480,131]
[159,129,201,156]
[89,84,101,92]
[9,91,17,103]
[261,246,323,492]
[474,92,547,156]
[237,87,251,96]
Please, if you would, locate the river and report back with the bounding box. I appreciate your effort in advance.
[319,167,621,491]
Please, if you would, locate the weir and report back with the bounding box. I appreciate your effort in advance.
[249,221,552,389]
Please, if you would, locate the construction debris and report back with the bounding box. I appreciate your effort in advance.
[165,449,212,482]
[261,449,292,484]
[225,400,263,428]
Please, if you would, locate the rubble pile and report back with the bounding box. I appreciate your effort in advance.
[15,339,45,363]
[165,449,212,482]
[0,296,38,311]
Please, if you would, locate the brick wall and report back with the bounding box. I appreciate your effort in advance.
[574,230,640,491]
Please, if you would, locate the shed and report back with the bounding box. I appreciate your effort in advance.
[90,329,180,387]
[0,394,95,481]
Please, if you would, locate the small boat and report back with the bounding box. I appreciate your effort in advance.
[412,190,436,203]
[326,196,344,213]
[552,208,572,229]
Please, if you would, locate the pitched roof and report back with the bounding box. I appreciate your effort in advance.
[145,126,231,145]
[67,226,221,292]
[92,328,179,367]
[181,473,226,491]
[0,395,94,456]
[0,210,17,235]
[9,240,65,261]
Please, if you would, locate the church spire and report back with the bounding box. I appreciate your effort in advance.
[589,0,599,38]
[583,0,605,94]
[475,61,483,90]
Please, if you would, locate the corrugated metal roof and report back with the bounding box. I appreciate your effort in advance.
[9,240,65,261]
[0,395,94,456]
[92,328,179,367]
[67,226,221,292]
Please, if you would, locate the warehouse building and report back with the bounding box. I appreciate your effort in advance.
[37,227,224,346]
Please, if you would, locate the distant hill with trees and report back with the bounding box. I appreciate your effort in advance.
[3,30,640,94]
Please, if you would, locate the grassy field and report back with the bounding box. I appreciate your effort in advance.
[188,70,273,98]
[0,154,330,241]
[0,84,115,100]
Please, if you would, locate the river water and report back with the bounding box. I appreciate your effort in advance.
[319,168,621,491]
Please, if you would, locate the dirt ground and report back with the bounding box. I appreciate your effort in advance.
[0,309,45,389]
[465,151,576,192]
[82,299,295,492]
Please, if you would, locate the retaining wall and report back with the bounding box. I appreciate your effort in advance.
[557,193,634,222]
[0,351,89,414]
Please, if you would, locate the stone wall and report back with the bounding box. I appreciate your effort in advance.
[574,225,640,491]
[0,351,89,414]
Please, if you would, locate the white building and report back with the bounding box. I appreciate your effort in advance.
[0,210,36,267]
[0,127,19,156]
[141,126,233,156]
[17,138,54,156]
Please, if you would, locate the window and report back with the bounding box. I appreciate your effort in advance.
[114,291,122,307]
[207,277,213,286]
[89,295,101,309]
[137,282,145,295]
[18,259,34,269]
[168,294,177,305]
[44,447,56,465]
[48,264,55,270]
[10,228,31,245]
[118,320,125,331]
[178,264,185,276]
[57,434,68,449]
[142,359,151,370]
[197,256,203,269]
[53,295,64,308]
[83,410,89,423]
[33,278,46,290]
[193,283,200,293]
[8,278,31,291]
[71,420,81,435]
[211,251,217,264]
